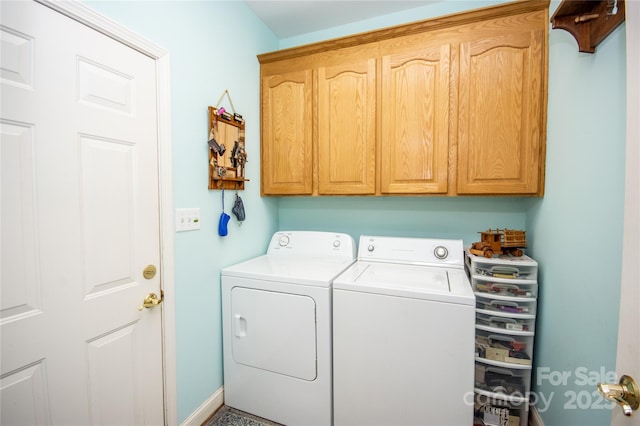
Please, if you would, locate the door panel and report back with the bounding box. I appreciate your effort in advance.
[1,121,39,319]
[86,324,141,425]
[261,69,313,195]
[231,287,317,380]
[80,135,136,295]
[458,29,544,194]
[317,58,376,195]
[0,361,50,426]
[77,57,135,114]
[380,42,450,194]
[1,2,163,424]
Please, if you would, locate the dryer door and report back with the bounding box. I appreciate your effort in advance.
[230,287,317,380]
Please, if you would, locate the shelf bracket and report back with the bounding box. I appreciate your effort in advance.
[550,0,625,53]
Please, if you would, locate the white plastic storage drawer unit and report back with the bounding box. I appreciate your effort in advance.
[475,327,534,366]
[476,312,535,333]
[474,276,538,299]
[475,293,537,317]
[475,362,531,398]
[466,250,539,426]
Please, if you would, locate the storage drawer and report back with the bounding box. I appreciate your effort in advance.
[476,312,535,333]
[472,259,537,281]
[476,294,536,317]
[474,393,528,426]
[475,328,533,365]
[473,277,537,298]
[475,362,530,398]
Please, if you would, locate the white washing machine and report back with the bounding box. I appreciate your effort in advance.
[333,235,475,426]
[221,231,356,425]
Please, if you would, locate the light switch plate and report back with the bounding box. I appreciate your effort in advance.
[175,208,201,232]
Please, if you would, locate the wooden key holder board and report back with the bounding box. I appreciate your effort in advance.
[208,106,249,190]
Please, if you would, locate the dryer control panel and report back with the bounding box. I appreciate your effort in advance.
[268,231,356,259]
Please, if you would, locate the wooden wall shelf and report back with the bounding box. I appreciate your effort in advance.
[550,0,625,53]
[208,106,248,191]
[208,176,249,190]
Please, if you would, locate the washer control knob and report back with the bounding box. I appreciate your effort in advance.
[278,235,290,247]
[333,240,341,248]
[434,246,448,259]
[367,244,375,252]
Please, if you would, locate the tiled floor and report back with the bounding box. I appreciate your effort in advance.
[203,406,282,426]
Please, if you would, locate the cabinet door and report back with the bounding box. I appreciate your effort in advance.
[317,58,376,195]
[457,28,545,195]
[261,69,313,195]
[380,44,450,194]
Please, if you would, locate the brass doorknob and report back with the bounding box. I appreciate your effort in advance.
[138,291,164,311]
[598,375,639,416]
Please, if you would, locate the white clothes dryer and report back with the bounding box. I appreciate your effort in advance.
[333,235,475,426]
[221,231,356,426]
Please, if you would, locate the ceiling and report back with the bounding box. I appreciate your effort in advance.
[244,1,438,38]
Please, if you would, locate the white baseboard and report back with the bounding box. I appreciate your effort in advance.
[529,403,545,426]
[179,386,224,426]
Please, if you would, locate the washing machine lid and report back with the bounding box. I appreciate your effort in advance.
[333,261,475,305]
[222,255,356,287]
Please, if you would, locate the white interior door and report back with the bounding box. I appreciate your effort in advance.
[610,2,640,424]
[1,1,164,425]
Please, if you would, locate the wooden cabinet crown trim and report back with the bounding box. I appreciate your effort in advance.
[257,0,550,64]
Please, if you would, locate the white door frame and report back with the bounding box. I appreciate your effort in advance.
[612,1,639,424]
[34,1,177,424]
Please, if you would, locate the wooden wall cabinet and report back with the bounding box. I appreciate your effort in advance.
[259,0,549,196]
[261,68,313,195]
[317,56,377,195]
[380,37,452,194]
[260,49,377,196]
[457,25,546,195]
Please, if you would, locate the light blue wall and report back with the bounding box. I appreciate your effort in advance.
[85,1,627,425]
[279,197,527,245]
[526,1,626,424]
[278,1,508,49]
[83,1,279,422]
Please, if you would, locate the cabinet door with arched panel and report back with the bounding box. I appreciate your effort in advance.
[457,16,547,195]
[261,64,313,195]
